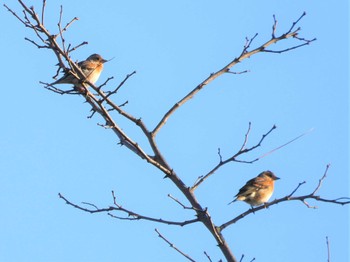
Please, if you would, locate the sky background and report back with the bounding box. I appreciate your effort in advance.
[0,1,348,262]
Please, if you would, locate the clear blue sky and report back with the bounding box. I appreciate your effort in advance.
[1,1,348,261]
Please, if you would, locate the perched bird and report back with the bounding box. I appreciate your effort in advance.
[51,53,107,91]
[228,171,280,207]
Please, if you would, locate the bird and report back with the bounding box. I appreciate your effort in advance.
[51,53,107,91]
[228,171,280,207]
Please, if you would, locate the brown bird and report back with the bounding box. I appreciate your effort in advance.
[228,171,280,206]
[51,54,107,91]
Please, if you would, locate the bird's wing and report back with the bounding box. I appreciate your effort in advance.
[79,61,96,71]
[249,176,270,190]
[235,176,269,197]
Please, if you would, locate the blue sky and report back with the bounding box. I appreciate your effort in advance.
[1,1,348,261]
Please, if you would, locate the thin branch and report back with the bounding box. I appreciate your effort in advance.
[272,15,277,38]
[239,122,252,152]
[62,16,79,32]
[287,181,306,197]
[326,236,331,262]
[41,0,46,26]
[240,33,259,56]
[118,100,128,107]
[239,255,256,262]
[262,39,316,53]
[39,81,78,94]
[225,69,250,75]
[81,201,99,210]
[217,148,223,162]
[58,191,199,227]
[191,124,276,190]
[99,71,136,101]
[67,41,88,53]
[24,37,47,48]
[192,126,313,190]
[155,228,196,262]
[97,76,114,91]
[58,5,66,53]
[4,4,27,25]
[152,12,314,137]
[287,11,306,34]
[312,163,330,194]
[204,251,213,262]
[168,194,195,210]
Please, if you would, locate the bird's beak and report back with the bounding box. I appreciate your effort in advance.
[275,176,281,180]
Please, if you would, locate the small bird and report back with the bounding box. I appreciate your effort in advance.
[228,171,280,207]
[51,53,107,91]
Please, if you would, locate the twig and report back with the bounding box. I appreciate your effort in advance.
[272,15,277,38]
[62,16,79,32]
[239,122,252,152]
[225,69,250,75]
[262,39,316,54]
[287,181,306,197]
[326,236,331,262]
[312,163,330,194]
[24,37,47,48]
[40,81,78,94]
[204,251,212,262]
[4,4,26,25]
[168,194,194,210]
[155,228,196,262]
[41,0,46,26]
[99,71,136,102]
[58,6,66,52]
[287,12,306,34]
[97,76,114,91]
[118,101,128,107]
[81,202,99,210]
[67,41,88,53]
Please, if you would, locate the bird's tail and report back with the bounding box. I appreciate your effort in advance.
[227,199,237,205]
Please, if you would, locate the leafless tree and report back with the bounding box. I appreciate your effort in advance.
[4,1,349,261]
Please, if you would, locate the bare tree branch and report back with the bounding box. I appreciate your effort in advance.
[238,254,256,262]
[192,126,313,190]
[155,228,196,262]
[326,236,331,262]
[58,192,199,227]
[204,251,213,262]
[168,194,195,210]
[191,124,276,190]
[151,13,315,137]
